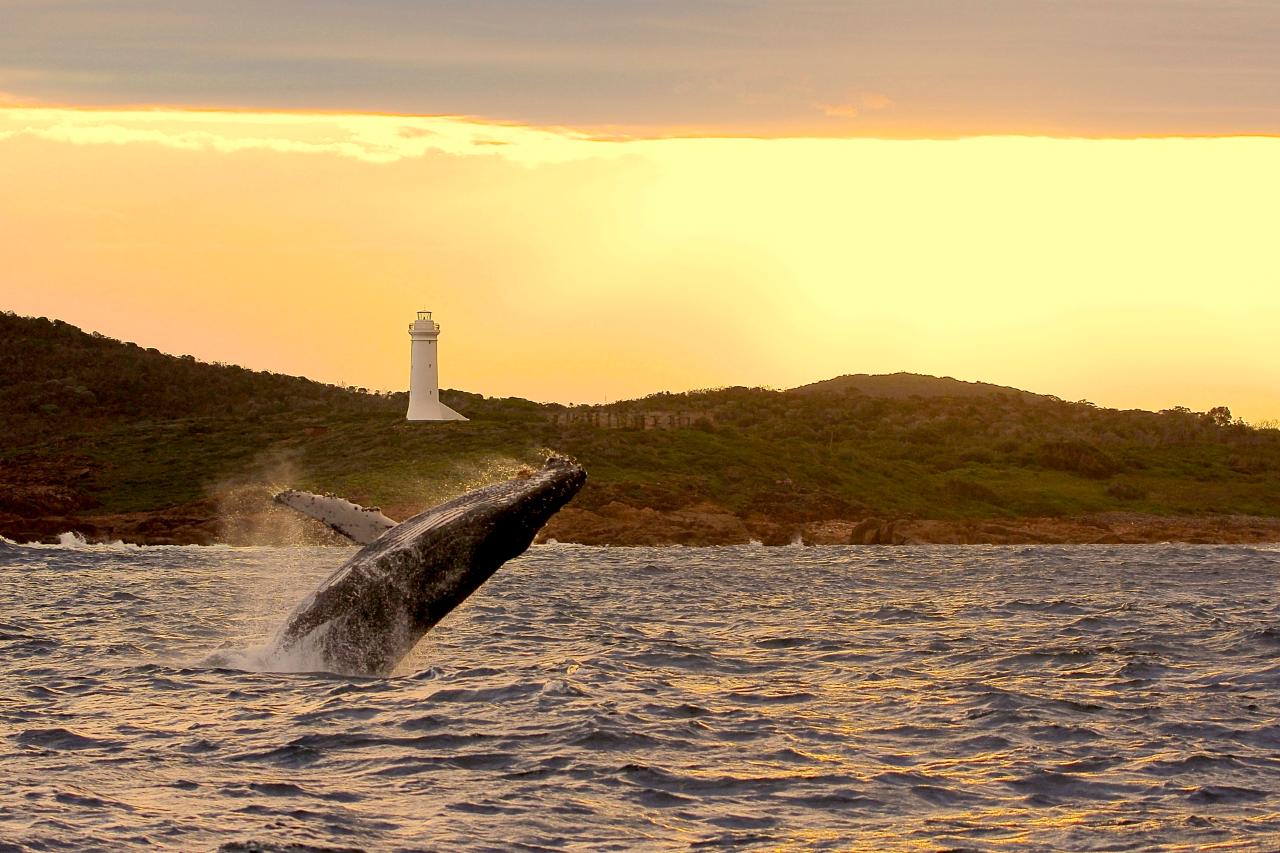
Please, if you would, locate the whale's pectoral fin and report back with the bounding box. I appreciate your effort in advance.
[273,490,399,545]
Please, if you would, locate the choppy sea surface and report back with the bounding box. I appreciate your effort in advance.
[1,540,1278,852]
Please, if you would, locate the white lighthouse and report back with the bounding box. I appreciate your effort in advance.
[406,310,467,421]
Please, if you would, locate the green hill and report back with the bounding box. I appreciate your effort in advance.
[790,372,1044,401]
[3,310,1280,544]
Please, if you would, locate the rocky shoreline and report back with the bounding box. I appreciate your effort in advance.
[4,498,1280,547]
[539,503,1280,546]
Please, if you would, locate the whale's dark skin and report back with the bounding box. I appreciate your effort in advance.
[270,457,585,676]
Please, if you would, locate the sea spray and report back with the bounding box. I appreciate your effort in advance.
[2,534,234,551]
[208,451,338,546]
[53,531,135,549]
[379,452,537,520]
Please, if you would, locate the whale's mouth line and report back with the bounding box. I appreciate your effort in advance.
[252,456,586,676]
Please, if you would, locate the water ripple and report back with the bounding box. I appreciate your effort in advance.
[1,543,1279,850]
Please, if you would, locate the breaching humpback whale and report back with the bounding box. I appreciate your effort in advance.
[267,457,585,675]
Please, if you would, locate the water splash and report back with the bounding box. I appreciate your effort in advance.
[3,533,226,551]
[203,638,330,675]
[211,454,351,547]
[47,532,135,549]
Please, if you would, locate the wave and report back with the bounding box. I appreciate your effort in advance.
[0,531,236,551]
[0,531,139,550]
[6,543,1280,851]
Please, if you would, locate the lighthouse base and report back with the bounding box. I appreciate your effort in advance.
[406,400,468,422]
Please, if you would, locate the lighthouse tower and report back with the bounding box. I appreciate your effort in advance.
[406,310,467,421]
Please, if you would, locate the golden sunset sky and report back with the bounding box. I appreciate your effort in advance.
[2,2,1278,419]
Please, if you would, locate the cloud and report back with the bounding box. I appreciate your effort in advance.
[816,92,894,121]
[0,91,37,106]
[0,69,46,106]
[818,102,859,119]
[0,106,627,165]
[2,1,1277,135]
[860,93,894,111]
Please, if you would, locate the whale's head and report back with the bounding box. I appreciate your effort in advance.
[375,454,585,560]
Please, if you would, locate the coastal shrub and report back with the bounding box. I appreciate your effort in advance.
[1105,482,1147,501]
[943,478,1003,505]
[1038,441,1120,479]
[1229,455,1271,475]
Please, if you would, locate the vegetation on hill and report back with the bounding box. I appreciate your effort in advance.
[0,312,390,425]
[4,311,1280,543]
[790,372,1043,401]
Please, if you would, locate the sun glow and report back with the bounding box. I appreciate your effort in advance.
[2,105,1277,419]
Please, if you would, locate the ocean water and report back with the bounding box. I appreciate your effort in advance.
[1,540,1278,852]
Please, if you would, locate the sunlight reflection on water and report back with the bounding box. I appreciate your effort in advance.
[1,542,1278,850]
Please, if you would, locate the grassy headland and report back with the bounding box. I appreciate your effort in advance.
[4,311,1280,545]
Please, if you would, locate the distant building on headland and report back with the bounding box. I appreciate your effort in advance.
[406,310,467,422]
[547,408,714,431]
